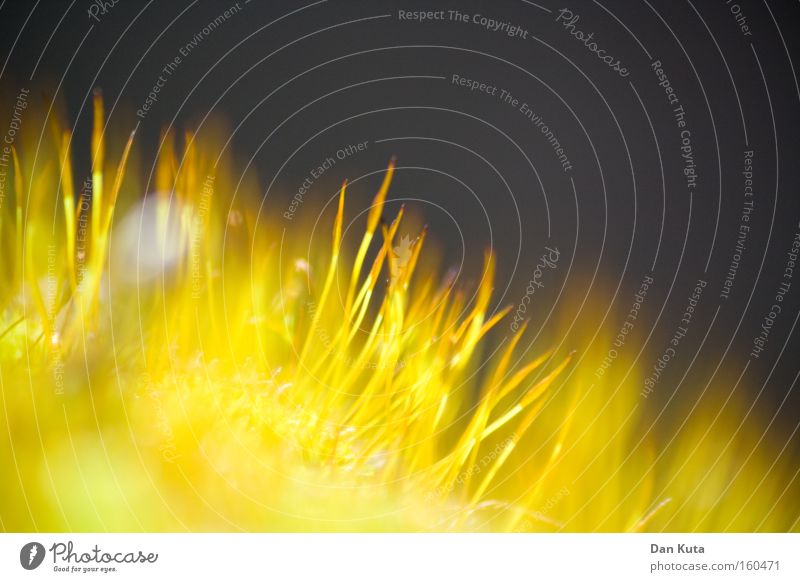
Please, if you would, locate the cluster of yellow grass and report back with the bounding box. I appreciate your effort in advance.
[0,94,797,531]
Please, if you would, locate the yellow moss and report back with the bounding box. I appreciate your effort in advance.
[0,95,797,532]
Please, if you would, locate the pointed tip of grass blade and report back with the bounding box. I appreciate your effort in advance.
[366,160,395,234]
[332,179,346,253]
[92,89,104,120]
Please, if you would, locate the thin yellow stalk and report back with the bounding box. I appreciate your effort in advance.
[344,158,395,317]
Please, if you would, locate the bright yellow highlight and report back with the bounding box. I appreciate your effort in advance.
[0,95,797,532]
